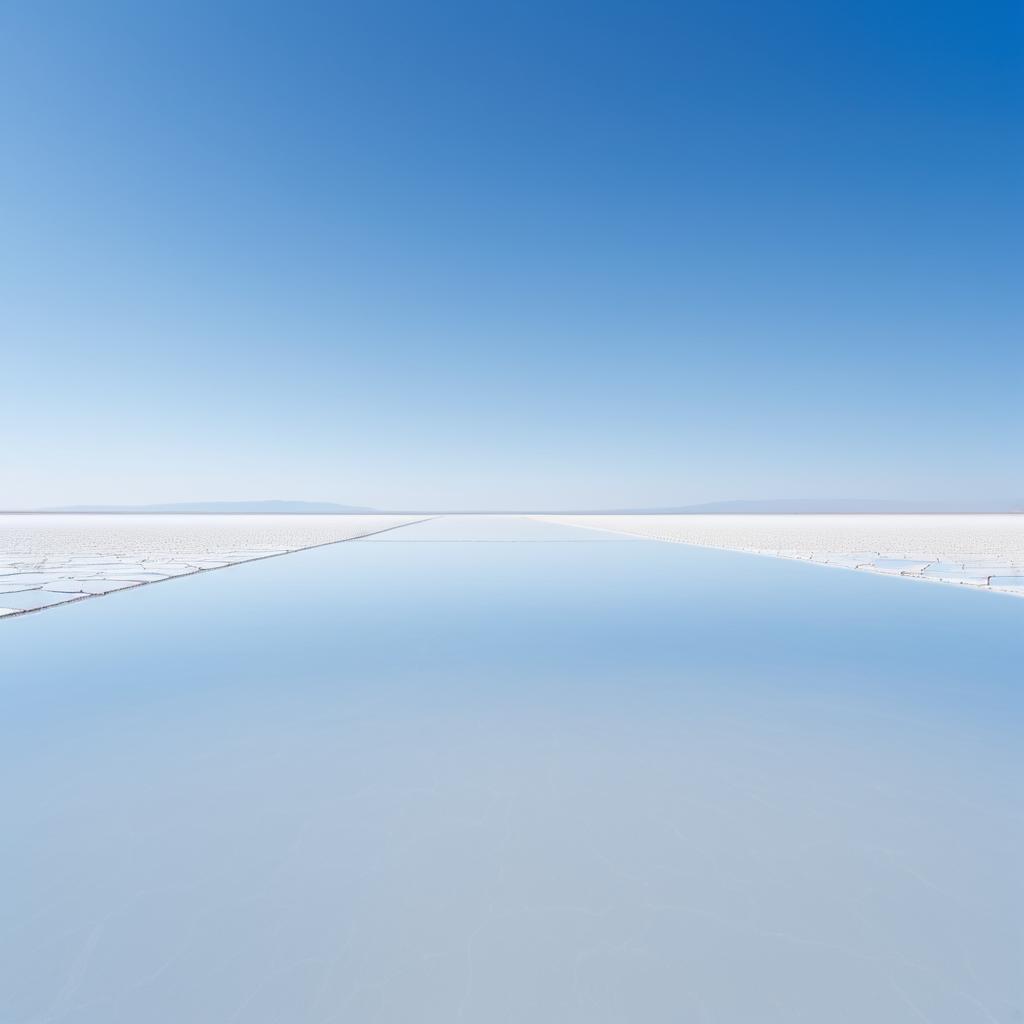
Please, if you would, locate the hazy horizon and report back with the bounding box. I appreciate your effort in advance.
[10,498,1023,515]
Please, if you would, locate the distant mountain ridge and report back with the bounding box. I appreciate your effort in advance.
[40,500,380,514]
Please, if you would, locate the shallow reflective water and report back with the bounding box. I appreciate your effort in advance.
[2,518,1022,1022]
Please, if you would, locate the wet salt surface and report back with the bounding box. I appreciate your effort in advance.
[540,514,1024,597]
[2,517,1021,1023]
[0,514,423,617]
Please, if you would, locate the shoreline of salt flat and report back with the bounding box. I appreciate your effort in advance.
[535,514,1024,599]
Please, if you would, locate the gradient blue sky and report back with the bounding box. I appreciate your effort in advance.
[2,0,1021,509]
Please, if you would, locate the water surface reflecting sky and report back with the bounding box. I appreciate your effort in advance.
[2,518,1021,1022]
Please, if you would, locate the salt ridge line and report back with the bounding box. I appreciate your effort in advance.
[0,514,432,619]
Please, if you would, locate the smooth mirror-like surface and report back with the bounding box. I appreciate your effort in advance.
[2,520,1021,1023]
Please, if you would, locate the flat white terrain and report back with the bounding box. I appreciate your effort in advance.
[538,514,1024,597]
[0,514,424,617]
[4,513,1023,619]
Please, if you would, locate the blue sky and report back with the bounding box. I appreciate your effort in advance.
[2,0,1020,509]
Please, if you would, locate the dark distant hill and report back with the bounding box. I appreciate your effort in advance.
[597,499,1023,514]
[42,500,379,514]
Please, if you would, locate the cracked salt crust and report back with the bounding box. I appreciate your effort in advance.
[536,514,1024,597]
[0,514,424,617]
